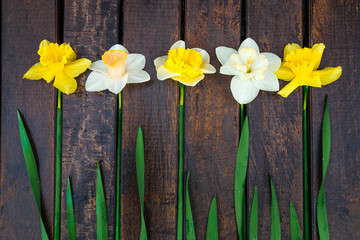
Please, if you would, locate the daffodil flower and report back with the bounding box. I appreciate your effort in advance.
[154,40,216,86]
[215,38,281,104]
[276,43,342,97]
[85,44,150,94]
[24,39,91,94]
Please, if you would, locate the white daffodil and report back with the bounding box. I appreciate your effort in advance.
[215,38,281,104]
[85,44,150,94]
[154,40,216,86]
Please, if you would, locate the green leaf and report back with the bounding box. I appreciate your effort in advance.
[67,177,76,240]
[186,171,196,240]
[317,96,330,240]
[96,162,108,240]
[234,117,249,240]
[289,202,302,240]
[17,110,49,240]
[270,176,281,240]
[249,186,258,240]
[136,128,148,240]
[206,196,218,240]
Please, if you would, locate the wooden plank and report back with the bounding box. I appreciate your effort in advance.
[246,1,304,239]
[184,1,241,238]
[0,0,57,238]
[120,0,180,239]
[310,1,360,239]
[61,1,118,239]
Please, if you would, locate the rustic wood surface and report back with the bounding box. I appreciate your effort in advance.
[1,0,359,239]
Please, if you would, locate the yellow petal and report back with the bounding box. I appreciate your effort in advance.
[60,42,77,61]
[278,78,300,98]
[172,74,204,87]
[275,63,295,81]
[313,66,342,85]
[39,39,50,49]
[23,62,54,82]
[284,43,301,58]
[53,71,77,94]
[64,58,91,77]
[311,43,325,70]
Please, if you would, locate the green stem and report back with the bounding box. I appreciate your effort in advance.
[303,85,309,240]
[240,104,246,240]
[177,83,184,240]
[240,104,245,129]
[115,92,122,240]
[54,89,62,240]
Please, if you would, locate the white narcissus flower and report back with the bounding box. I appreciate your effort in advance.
[215,38,281,104]
[154,40,216,86]
[85,44,150,94]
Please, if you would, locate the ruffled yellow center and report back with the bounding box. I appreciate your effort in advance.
[38,42,76,73]
[283,47,321,81]
[164,48,203,79]
[102,50,128,78]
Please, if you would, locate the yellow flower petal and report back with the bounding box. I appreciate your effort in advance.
[53,71,77,94]
[284,43,301,58]
[313,66,342,86]
[23,62,54,82]
[39,39,50,49]
[275,63,295,81]
[60,43,77,61]
[278,78,300,98]
[311,43,325,70]
[172,74,204,87]
[64,58,91,77]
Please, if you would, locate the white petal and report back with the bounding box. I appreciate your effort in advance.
[125,54,146,71]
[201,63,216,74]
[250,55,268,71]
[252,70,279,91]
[239,38,260,53]
[220,61,241,76]
[215,46,238,65]
[172,74,204,87]
[106,74,128,94]
[261,52,281,72]
[239,48,257,64]
[230,75,259,104]
[193,48,210,64]
[170,40,185,50]
[157,65,180,80]
[89,60,108,75]
[85,71,109,92]
[127,70,151,84]
[154,56,168,69]
[109,44,129,53]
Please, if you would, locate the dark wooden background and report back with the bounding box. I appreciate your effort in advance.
[1,0,359,239]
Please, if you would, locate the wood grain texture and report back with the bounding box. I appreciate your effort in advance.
[120,0,180,239]
[184,0,241,238]
[246,1,304,239]
[61,1,118,239]
[310,0,360,239]
[0,0,56,239]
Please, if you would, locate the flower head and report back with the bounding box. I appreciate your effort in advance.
[24,39,91,94]
[276,43,342,97]
[216,38,281,104]
[154,40,216,86]
[85,44,150,94]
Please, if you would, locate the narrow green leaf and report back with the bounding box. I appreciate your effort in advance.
[206,196,218,240]
[317,96,330,240]
[96,162,108,240]
[234,117,249,240]
[186,171,196,240]
[17,110,49,240]
[67,177,76,240]
[249,186,258,240]
[289,202,302,240]
[270,176,281,240]
[136,128,147,240]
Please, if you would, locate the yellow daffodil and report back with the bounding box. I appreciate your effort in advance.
[85,44,150,94]
[154,40,216,86]
[24,39,91,94]
[276,43,342,97]
[216,38,281,104]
